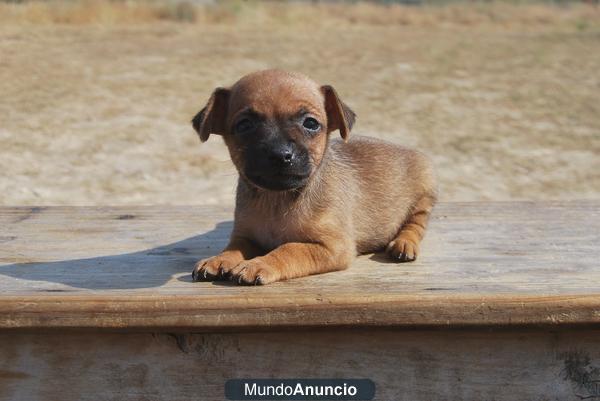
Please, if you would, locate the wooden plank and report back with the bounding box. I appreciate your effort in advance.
[0,201,599,330]
[1,329,600,401]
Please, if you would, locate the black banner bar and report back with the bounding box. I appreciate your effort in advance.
[225,379,375,401]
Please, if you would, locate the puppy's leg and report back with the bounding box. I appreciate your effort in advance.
[192,236,263,281]
[386,194,435,262]
[228,241,353,285]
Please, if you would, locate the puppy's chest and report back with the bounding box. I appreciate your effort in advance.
[243,209,308,252]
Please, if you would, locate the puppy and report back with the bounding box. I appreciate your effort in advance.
[191,70,436,285]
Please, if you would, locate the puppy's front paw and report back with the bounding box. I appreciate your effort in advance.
[192,253,241,281]
[386,238,419,262]
[228,258,280,285]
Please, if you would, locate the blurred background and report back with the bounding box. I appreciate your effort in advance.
[0,0,598,206]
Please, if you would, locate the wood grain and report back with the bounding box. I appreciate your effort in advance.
[2,330,600,401]
[0,202,599,330]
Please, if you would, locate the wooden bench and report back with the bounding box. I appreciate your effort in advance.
[0,202,599,400]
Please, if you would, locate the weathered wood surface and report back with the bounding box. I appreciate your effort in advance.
[0,201,599,330]
[2,330,600,401]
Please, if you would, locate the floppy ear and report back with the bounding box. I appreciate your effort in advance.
[321,85,356,140]
[191,87,230,142]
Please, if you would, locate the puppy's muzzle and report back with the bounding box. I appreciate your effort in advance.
[245,142,311,191]
[267,143,295,166]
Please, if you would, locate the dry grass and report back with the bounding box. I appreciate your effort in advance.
[1,0,599,28]
[1,1,599,205]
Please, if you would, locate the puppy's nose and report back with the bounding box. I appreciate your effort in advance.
[269,146,295,165]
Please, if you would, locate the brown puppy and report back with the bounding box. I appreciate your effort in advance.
[191,70,436,285]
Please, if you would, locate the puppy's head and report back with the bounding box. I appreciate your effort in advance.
[192,70,355,191]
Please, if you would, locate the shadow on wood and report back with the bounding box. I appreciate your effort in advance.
[0,221,232,290]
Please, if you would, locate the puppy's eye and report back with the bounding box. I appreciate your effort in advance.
[234,118,255,135]
[302,117,320,132]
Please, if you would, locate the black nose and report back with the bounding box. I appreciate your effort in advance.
[268,145,295,165]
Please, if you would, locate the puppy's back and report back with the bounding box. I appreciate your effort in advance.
[329,136,436,253]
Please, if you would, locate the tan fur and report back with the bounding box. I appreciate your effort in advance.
[191,70,437,285]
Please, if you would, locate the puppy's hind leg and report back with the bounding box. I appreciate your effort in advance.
[386,194,436,262]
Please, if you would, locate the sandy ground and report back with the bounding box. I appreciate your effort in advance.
[1,3,599,206]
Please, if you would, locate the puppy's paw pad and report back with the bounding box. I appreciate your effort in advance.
[192,255,239,282]
[229,259,279,285]
[386,238,418,263]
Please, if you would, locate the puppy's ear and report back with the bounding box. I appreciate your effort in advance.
[192,87,230,142]
[321,85,356,140]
